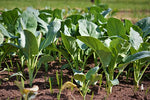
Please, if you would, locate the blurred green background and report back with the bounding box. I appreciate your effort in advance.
[0,0,149,22]
[0,0,149,10]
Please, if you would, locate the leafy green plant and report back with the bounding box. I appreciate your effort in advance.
[77,36,129,94]
[123,51,150,88]
[123,18,150,88]
[73,66,102,100]
[18,9,58,87]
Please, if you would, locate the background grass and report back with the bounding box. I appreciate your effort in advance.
[0,0,149,22]
[0,0,149,10]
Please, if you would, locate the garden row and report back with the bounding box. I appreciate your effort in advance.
[0,2,150,100]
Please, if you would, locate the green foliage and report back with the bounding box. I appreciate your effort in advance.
[39,19,61,50]
[77,36,112,68]
[135,17,150,38]
[74,66,102,100]
[0,32,4,45]
[1,8,20,34]
[0,2,149,97]
[78,19,101,38]
[107,18,126,38]
[77,36,130,93]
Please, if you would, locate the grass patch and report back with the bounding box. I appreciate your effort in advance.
[101,0,150,10]
[0,0,92,10]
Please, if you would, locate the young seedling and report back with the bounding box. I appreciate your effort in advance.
[123,51,150,88]
[56,70,63,100]
[49,77,53,94]
[74,66,102,100]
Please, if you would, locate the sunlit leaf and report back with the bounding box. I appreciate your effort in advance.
[129,27,143,50]
[78,19,101,38]
[77,36,111,67]
[123,51,150,63]
[0,32,4,45]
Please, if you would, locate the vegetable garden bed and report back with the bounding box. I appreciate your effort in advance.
[0,59,150,100]
[0,1,150,100]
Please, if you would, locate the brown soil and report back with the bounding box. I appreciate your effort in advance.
[0,59,150,100]
[114,10,150,24]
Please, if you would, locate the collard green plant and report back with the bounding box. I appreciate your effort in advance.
[77,36,129,93]
[1,8,21,35]
[0,4,150,97]
[18,9,60,87]
[135,17,150,38]
[61,33,93,71]
[122,21,150,88]
[123,51,150,88]
[74,66,102,100]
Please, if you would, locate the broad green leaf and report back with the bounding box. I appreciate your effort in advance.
[61,33,78,59]
[78,19,101,38]
[123,51,150,63]
[129,27,143,50]
[63,25,71,36]
[0,43,19,62]
[77,36,111,67]
[27,7,49,34]
[2,8,20,34]
[107,18,126,38]
[135,17,150,38]
[39,9,53,23]
[67,15,84,25]
[89,74,102,85]
[53,9,63,19]
[124,19,133,34]
[87,9,107,24]
[86,66,99,80]
[118,63,129,73]
[20,30,39,57]
[18,10,37,34]
[76,39,88,50]
[64,18,72,28]
[110,38,123,53]
[110,79,119,86]
[0,24,12,38]
[109,38,124,68]
[104,38,111,47]
[0,32,4,45]
[0,43,18,53]
[73,70,84,86]
[139,43,150,51]
[74,73,86,82]
[89,6,103,14]
[37,55,54,68]
[39,19,61,50]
